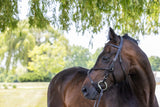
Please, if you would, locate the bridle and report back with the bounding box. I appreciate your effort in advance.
[87,36,126,107]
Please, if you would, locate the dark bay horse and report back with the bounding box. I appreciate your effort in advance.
[47,28,159,107]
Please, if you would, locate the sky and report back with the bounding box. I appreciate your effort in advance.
[139,36,160,57]
[65,29,160,57]
[18,0,160,57]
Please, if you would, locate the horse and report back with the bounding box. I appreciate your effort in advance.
[47,28,159,107]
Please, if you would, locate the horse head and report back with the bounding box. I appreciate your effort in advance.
[82,27,139,100]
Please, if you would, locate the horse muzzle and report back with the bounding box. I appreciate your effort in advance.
[81,85,99,100]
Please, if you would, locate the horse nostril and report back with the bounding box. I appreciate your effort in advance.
[82,87,87,93]
[82,87,88,96]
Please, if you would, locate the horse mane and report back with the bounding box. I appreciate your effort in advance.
[122,34,157,106]
[122,34,138,45]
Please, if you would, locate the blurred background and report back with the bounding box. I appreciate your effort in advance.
[0,0,160,107]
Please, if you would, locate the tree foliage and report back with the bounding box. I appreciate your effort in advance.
[0,19,71,81]
[28,36,69,74]
[0,0,160,36]
[65,45,91,68]
[0,21,103,81]
[0,20,68,72]
[65,46,103,69]
[0,0,18,32]
[0,21,35,72]
[87,48,103,68]
[149,56,160,71]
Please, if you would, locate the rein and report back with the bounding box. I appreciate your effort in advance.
[87,37,126,107]
[94,89,103,107]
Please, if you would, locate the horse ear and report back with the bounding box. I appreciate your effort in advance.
[108,27,118,43]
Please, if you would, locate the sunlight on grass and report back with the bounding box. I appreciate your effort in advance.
[0,83,49,107]
[0,82,159,106]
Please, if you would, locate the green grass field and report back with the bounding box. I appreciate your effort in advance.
[0,82,49,107]
[0,82,159,107]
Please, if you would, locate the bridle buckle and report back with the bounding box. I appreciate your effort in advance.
[98,80,107,91]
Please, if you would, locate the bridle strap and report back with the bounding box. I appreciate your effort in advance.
[109,36,123,62]
[94,89,103,107]
[87,36,126,107]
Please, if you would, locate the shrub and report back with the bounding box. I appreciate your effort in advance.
[6,75,18,82]
[12,85,17,89]
[3,84,8,89]
[18,72,51,82]
[0,74,5,82]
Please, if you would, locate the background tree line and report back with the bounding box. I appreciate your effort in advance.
[0,20,102,82]
[0,20,160,82]
[149,56,160,71]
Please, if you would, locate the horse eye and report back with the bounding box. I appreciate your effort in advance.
[102,56,110,63]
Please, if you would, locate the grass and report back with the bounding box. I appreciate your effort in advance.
[0,82,49,107]
[0,82,159,107]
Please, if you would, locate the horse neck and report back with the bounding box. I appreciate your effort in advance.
[128,51,156,106]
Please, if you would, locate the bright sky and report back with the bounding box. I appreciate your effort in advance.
[19,0,160,58]
[139,36,160,57]
[65,29,160,57]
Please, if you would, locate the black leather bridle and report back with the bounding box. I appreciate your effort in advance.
[87,37,126,107]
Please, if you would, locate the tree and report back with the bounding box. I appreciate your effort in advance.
[0,20,67,72]
[0,0,18,32]
[65,45,91,68]
[0,0,160,36]
[27,36,69,74]
[0,21,35,72]
[87,48,103,68]
[149,56,160,71]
